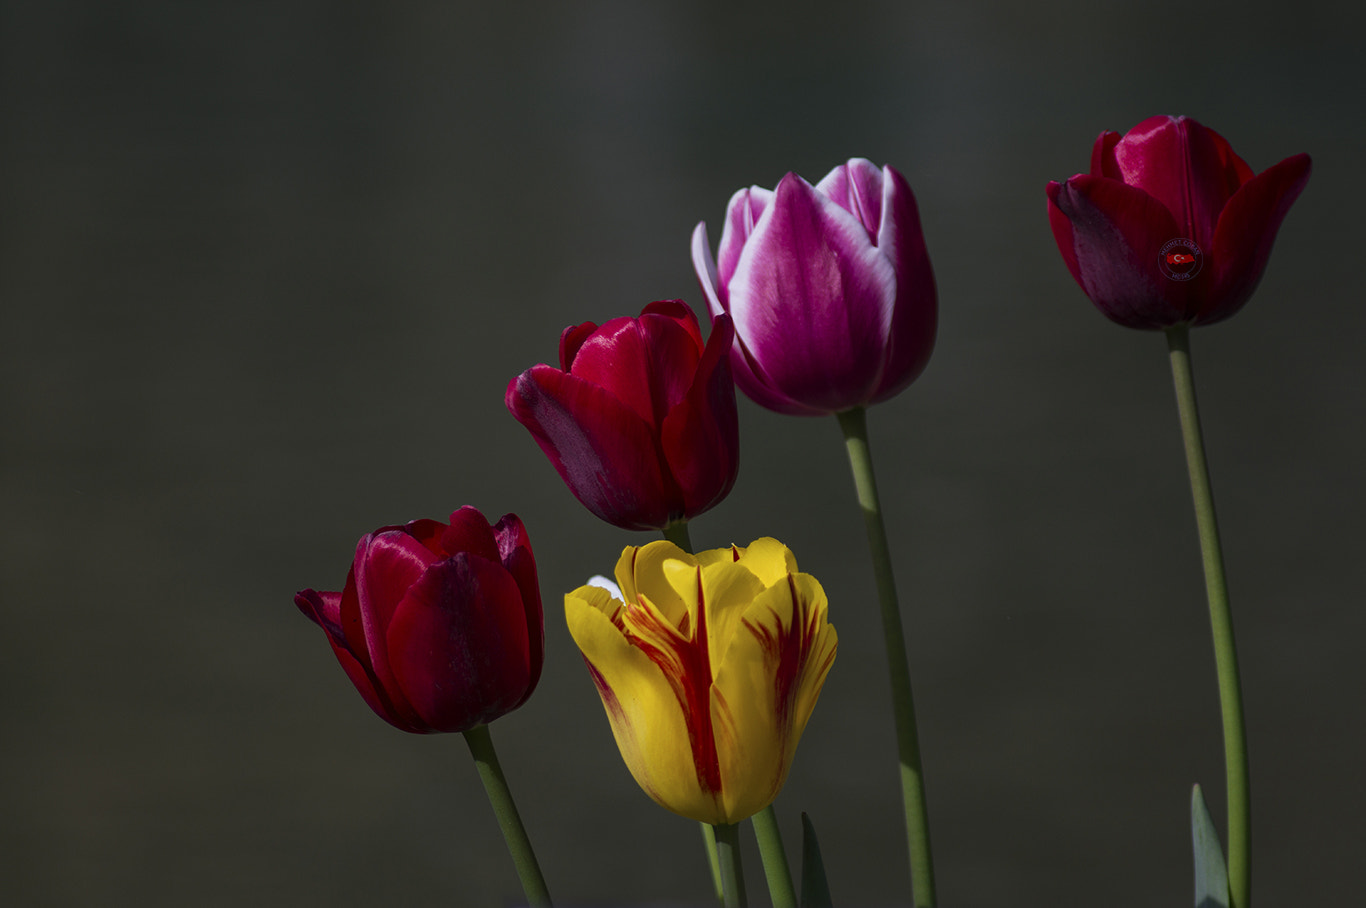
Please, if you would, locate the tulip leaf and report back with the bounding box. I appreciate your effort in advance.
[1191,784,1229,908]
[800,812,833,908]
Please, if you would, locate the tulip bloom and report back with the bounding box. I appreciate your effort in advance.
[295,507,543,734]
[507,300,739,531]
[1047,115,1311,329]
[565,538,838,825]
[691,158,937,416]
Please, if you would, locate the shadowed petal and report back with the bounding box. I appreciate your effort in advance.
[506,366,677,530]
[1048,175,1193,328]
[1202,153,1312,325]
[387,554,533,732]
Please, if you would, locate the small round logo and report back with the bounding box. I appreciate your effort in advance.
[1158,238,1203,281]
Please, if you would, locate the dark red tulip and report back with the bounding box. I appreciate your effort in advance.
[506,300,739,532]
[295,507,543,734]
[1047,115,1311,328]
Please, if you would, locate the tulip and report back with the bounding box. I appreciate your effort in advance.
[507,300,740,532]
[566,538,838,825]
[295,507,543,734]
[1047,115,1311,329]
[691,158,937,416]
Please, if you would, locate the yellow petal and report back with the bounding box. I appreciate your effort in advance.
[709,572,838,823]
[735,537,800,586]
[565,584,724,823]
[616,540,694,631]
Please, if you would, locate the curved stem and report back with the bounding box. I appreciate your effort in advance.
[836,406,937,907]
[713,822,748,908]
[751,805,797,908]
[462,724,552,907]
[1166,325,1250,908]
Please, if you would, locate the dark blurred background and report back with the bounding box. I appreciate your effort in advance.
[2,1,1361,905]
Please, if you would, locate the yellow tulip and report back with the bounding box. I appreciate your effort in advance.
[565,538,837,825]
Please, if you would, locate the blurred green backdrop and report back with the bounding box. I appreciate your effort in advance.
[2,1,1361,905]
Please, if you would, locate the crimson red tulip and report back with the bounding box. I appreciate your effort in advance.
[1047,115,1311,328]
[295,507,543,734]
[506,300,739,531]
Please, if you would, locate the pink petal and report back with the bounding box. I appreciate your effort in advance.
[691,221,725,319]
[726,172,895,412]
[814,157,886,236]
[387,554,533,733]
[716,186,773,289]
[872,164,937,404]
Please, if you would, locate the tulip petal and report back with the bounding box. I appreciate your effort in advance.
[441,507,501,565]
[1202,153,1312,325]
[352,529,442,711]
[506,366,677,530]
[569,309,701,429]
[814,158,886,236]
[733,537,800,587]
[387,553,533,733]
[660,314,740,518]
[567,585,724,823]
[727,172,897,412]
[1048,175,1196,328]
[872,165,937,404]
[1108,116,1252,249]
[616,540,694,631]
[710,573,837,822]
[296,588,428,733]
[493,512,545,706]
[717,187,774,289]
[559,320,600,371]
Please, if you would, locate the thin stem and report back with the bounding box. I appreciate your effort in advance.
[663,518,694,552]
[662,518,724,905]
[462,724,552,908]
[1166,324,1250,908]
[751,805,797,908]
[836,406,937,907]
[713,822,748,908]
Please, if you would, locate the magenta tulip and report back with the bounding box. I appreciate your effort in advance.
[295,507,543,734]
[691,158,937,416]
[1047,115,1311,329]
[506,300,739,531]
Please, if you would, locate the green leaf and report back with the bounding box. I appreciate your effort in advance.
[799,812,833,908]
[1191,784,1229,908]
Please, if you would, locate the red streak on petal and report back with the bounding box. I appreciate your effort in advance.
[623,571,722,800]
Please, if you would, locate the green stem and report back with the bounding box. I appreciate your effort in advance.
[751,805,797,908]
[663,518,694,552]
[713,822,748,908]
[663,518,725,906]
[836,406,937,907]
[462,724,552,908]
[1166,325,1250,908]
